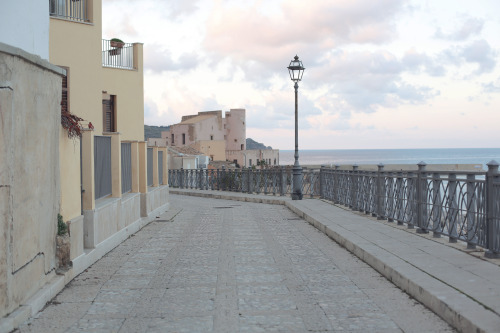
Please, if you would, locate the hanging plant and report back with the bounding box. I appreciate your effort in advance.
[61,101,84,139]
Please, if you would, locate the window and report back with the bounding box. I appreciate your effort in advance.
[50,0,89,22]
[249,159,252,166]
[210,135,213,140]
[241,144,244,150]
[182,133,185,145]
[171,134,174,145]
[102,94,116,132]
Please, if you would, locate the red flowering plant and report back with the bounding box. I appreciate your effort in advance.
[60,101,84,139]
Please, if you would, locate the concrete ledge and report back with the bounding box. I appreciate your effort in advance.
[170,189,500,333]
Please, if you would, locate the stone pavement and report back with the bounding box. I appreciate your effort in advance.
[169,189,500,333]
[16,195,454,333]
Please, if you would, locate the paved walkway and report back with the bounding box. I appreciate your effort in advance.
[17,195,454,332]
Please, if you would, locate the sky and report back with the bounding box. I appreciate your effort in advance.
[102,0,500,150]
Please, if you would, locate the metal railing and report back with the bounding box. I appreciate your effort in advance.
[102,39,134,69]
[147,148,153,186]
[121,142,132,194]
[49,0,88,22]
[94,136,112,200]
[158,151,164,185]
[168,167,321,198]
[168,162,500,255]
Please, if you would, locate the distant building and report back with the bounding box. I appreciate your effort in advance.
[159,109,279,168]
[168,146,209,170]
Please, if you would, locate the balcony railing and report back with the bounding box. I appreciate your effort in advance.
[102,39,135,69]
[49,0,88,22]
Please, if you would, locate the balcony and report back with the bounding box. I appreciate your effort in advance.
[49,0,88,22]
[102,39,135,70]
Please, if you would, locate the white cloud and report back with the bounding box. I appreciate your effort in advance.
[434,17,484,41]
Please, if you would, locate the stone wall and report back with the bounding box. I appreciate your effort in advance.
[0,43,64,317]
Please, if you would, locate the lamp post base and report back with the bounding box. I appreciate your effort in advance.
[292,165,303,200]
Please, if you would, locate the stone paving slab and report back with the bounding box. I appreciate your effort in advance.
[16,194,454,332]
[170,189,500,333]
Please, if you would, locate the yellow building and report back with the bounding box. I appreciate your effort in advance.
[49,0,169,265]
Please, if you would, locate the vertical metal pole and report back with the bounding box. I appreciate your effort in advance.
[320,167,325,199]
[466,174,477,249]
[280,167,285,196]
[334,165,340,204]
[180,168,184,189]
[350,165,358,210]
[485,160,499,258]
[432,172,442,237]
[376,164,384,220]
[448,173,458,242]
[292,82,303,200]
[416,162,428,233]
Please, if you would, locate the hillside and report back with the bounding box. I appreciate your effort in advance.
[246,138,272,150]
[144,125,170,141]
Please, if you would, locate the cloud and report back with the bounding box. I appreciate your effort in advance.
[461,39,496,74]
[246,90,321,130]
[143,45,200,72]
[311,50,438,112]
[482,81,500,93]
[165,0,200,19]
[402,48,446,76]
[434,17,484,41]
[204,0,405,74]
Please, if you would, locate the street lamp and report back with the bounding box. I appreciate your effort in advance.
[287,55,305,200]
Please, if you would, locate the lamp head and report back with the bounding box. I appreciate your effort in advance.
[287,55,305,82]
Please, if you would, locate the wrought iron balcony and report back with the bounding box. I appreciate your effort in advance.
[102,39,135,70]
[49,0,88,22]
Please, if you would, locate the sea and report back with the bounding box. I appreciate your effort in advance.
[279,148,500,170]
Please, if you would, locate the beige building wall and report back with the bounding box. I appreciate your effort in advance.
[225,109,246,151]
[194,140,226,161]
[50,1,102,222]
[242,149,280,167]
[50,0,145,220]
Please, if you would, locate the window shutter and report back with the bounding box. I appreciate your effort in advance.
[102,97,115,132]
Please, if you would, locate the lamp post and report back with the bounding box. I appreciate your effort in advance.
[287,55,305,200]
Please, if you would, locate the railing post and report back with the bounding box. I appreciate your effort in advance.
[280,167,285,196]
[198,168,202,189]
[180,168,184,189]
[376,164,385,220]
[319,167,325,199]
[466,174,477,249]
[485,160,500,258]
[432,172,442,237]
[334,165,340,204]
[264,169,268,195]
[386,172,394,222]
[448,173,458,242]
[396,171,406,227]
[416,162,428,233]
[406,171,415,228]
[350,165,358,210]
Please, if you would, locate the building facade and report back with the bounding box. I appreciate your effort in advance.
[161,108,278,168]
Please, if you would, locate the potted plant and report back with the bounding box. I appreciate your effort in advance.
[109,38,124,56]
